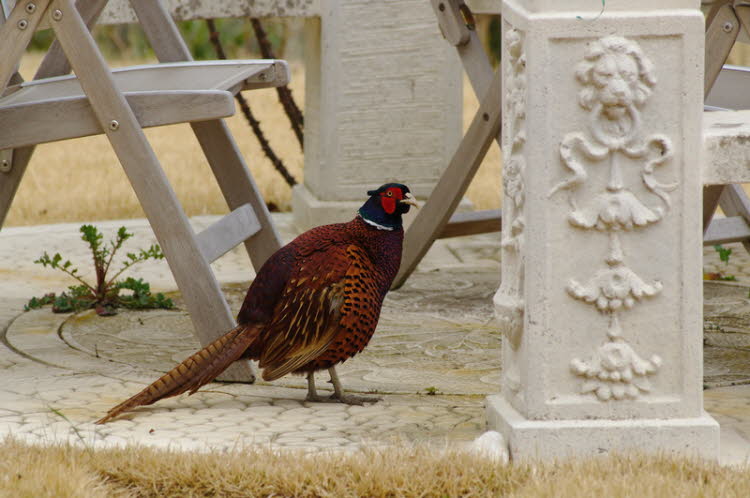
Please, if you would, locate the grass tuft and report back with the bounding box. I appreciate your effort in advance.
[2,437,749,497]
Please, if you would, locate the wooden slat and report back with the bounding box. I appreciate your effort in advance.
[5,60,282,103]
[0,0,52,92]
[704,216,750,245]
[431,0,470,46]
[0,0,106,229]
[719,184,750,252]
[705,3,740,98]
[34,0,108,79]
[703,185,725,235]
[393,67,502,289]
[48,0,254,381]
[131,0,283,272]
[196,204,262,263]
[0,89,235,149]
[438,209,501,239]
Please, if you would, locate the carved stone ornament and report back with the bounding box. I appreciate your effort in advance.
[567,262,662,313]
[551,36,673,401]
[570,316,662,401]
[501,27,527,251]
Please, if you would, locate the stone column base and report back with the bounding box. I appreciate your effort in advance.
[486,395,720,461]
[292,184,362,232]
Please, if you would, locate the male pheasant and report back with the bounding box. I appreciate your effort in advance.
[96,183,417,424]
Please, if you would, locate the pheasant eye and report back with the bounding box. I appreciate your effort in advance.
[386,191,393,197]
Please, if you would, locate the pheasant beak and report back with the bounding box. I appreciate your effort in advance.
[399,192,419,209]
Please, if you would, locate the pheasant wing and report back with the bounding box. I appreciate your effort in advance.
[258,244,359,381]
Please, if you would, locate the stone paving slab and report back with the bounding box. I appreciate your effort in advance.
[0,215,749,464]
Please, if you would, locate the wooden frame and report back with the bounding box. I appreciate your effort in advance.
[0,0,288,381]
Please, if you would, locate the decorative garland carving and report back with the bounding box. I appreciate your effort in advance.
[496,26,527,394]
[549,36,674,401]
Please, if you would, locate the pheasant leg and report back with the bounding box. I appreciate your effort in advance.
[328,367,381,405]
[305,371,340,403]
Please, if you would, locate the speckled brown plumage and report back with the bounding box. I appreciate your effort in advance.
[96,184,416,423]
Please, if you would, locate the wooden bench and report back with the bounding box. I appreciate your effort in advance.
[0,0,290,381]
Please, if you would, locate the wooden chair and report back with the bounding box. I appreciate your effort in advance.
[393,0,750,288]
[0,0,289,381]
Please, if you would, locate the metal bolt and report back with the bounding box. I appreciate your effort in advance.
[17,19,28,29]
[0,159,10,173]
[51,9,62,21]
[109,120,119,131]
[439,2,445,12]
[482,112,489,122]
[723,21,734,32]
[25,3,36,13]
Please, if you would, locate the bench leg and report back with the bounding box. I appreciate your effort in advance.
[49,0,254,381]
[130,0,282,270]
[719,184,750,252]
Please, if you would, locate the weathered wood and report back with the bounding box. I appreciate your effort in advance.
[0,0,106,229]
[438,209,501,239]
[0,90,235,149]
[704,215,750,245]
[719,184,750,251]
[48,0,254,381]
[393,68,502,289]
[131,0,283,271]
[0,0,51,92]
[431,0,470,46]
[703,185,725,235]
[34,0,108,79]
[196,204,262,263]
[704,2,739,98]
[706,65,750,109]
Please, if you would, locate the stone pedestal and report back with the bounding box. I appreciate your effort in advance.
[293,1,462,230]
[490,0,719,460]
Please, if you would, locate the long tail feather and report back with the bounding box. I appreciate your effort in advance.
[95,323,260,424]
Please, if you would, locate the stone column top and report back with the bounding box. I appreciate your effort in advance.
[508,0,701,13]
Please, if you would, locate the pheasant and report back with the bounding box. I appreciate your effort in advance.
[96,183,417,424]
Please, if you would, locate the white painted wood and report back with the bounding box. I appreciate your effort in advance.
[704,216,750,245]
[0,90,235,149]
[196,204,262,263]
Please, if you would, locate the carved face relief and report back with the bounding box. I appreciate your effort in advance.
[575,36,656,145]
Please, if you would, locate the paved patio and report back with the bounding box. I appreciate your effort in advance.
[0,214,749,463]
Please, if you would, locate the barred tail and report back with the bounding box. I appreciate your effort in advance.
[95,323,260,424]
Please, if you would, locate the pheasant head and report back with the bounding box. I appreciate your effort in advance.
[358,183,418,230]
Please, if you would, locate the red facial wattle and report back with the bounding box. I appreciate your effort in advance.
[380,188,403,214]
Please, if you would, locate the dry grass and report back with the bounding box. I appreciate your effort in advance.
[6,53,500,227]
[2,437,748,497]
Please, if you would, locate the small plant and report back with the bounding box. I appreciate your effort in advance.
[423,386,441,396]
[25,225,174,316]
[704,244,737,281]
